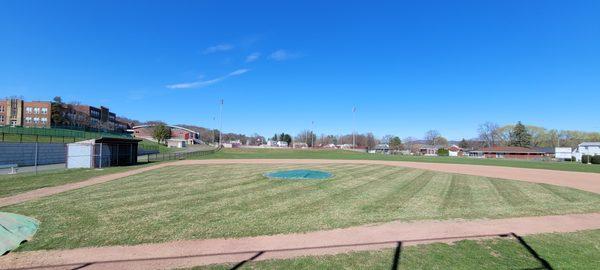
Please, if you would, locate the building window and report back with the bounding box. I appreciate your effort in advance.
[26,107,33,113]
[10,120,17,126]
[25,117,32,123]
[41,108,48,114]
[0,115,4,122]
[33,117,39,124]
[41,117,48,123]
[0,106,4,112]
[33,107,40,114]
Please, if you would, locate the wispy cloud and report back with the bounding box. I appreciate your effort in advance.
[268,49,302,61]
[203,44,234,54]
[166,69,250,89]
[245,52,261,62]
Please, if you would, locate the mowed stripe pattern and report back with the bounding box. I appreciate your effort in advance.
[3,164,599,251]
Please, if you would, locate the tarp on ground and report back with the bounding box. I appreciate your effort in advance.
[0,212,39,255]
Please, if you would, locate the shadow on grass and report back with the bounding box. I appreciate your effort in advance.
[4,233,553,270]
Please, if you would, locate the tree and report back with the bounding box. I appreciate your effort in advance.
[424,130,447,146]
[296,130,316,147]
[424,130,440,145]
[381,135,394,144]
[508,121,532,147]
[389,136,403,151]
[152,124,171,144]
[478,122,500,147]
[281,134,292,146]
[271,134,278,141]
[51,96,69,126]
[458,138,469,149]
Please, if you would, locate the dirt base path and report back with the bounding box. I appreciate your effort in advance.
[2,158,599,208]
[1,213,599,270]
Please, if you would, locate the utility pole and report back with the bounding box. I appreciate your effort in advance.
[219,99,223,147]
[352,106,356,149]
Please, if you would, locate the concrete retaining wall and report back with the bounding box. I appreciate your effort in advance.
[0,142,66,166]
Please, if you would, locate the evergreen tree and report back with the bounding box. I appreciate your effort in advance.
[509,121,532,147]
[458,138,469,149]
[389,136,403,150]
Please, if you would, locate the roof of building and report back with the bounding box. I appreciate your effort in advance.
[473,146,545,153]
[94,137,142,143]
[579,142,600,146]
[535,147,556,154]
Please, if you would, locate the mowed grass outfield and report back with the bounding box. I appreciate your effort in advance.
[195,229,600,270]
[197,148,600,173]
[3,163,599,251]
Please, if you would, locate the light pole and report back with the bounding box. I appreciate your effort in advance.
[219,99,223,147]
[212,116,216,145]
[311,120,315,148]
[352,106,356,148]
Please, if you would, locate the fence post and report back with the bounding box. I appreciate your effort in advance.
[99,143,103,169]
[34,142,38,175]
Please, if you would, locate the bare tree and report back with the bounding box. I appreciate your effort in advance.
[424,130,442,145]
[478,122,500,147]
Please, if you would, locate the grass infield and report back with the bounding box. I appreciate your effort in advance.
[193,229,600,270]
[197,148,600,173]
[3,163,599,251]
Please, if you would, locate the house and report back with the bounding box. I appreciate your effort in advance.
[448,145,463,157]
[293,142,308,148]
[419,145,440,156]
[468,146,546,160]
[572,142,600,162]
[266,140,288,147]
[67,137,141,168]
[555,147,573,160]
[369,144,390,154]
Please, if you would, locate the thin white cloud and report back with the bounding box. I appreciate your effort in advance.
[268,49,302,61]
[166,69,249,89]
[245,52,261,62]
[203,44,234,54]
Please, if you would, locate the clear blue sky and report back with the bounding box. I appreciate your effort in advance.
[1,1,599,140]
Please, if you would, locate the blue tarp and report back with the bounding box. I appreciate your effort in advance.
[265,169,332,180]
[0,212,39,255]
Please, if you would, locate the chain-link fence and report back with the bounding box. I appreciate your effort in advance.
[0,141,218,175]
[0,126,131,144]
[138,147,218,163]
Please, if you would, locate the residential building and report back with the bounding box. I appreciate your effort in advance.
[0,98,51,128]
[448,145,463,157]
[555,147,573,160]
[369,144,390,154]
[293,142,308,148]
[467,146,546,160]
[572,142,600,162]
[418,145,440,156]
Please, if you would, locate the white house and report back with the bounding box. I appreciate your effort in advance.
[554,147,572,160]
[572,142,600,162]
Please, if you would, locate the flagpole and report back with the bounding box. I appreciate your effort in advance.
[219,99,223,148]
